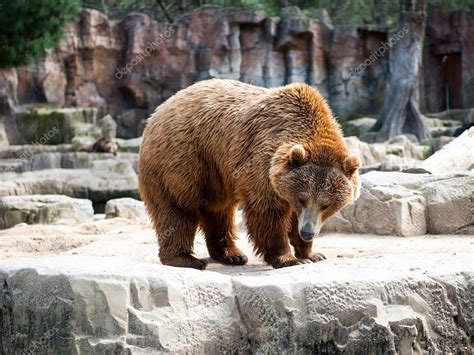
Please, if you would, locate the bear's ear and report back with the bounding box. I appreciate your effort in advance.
[289,144,308,167]
[343,155,360,176]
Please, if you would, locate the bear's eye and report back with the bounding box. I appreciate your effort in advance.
[320,204,330,211]
[297,193,309,207]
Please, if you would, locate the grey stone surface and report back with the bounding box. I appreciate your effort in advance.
[105,198,146,220]
[341,185,427,236]
[0,218,471,354]
[0,160,139,203]
[422,176,474,234]
[97,114,117,139]
[343,117,376,137]
[324,171,474,235]
[379,154,421,172]
[344,135,431,172]
[0,143,73,159]
[71,122,102,139]
[71,135,96,150]
[0,151,138,173]
[115,137,142,153]
[420,127,474,174]
[0,195,93,229]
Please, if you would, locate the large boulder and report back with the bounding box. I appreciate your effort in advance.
[0,195,93,229]
[420,127,474,174]
[324,171,474,235]
[105,198,146,220]
[340,185,427,236]
[422,176,474,234]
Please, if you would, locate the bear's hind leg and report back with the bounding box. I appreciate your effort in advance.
[199,205,248,265]
[151,202,208,270]
[288,213,326,263]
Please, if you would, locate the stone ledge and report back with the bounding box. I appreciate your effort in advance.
[0,253,470,354]
[0,160,139,204]
[0,219,472,353]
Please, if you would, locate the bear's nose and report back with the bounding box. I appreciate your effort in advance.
[299,229,314,241]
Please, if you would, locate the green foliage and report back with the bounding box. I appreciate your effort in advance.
[0,0,80,69]
[430,0,474,10]
[81,0,474,24]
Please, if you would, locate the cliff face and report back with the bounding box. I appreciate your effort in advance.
[0,6,472,138]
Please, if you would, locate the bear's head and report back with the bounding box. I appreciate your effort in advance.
[270,143,360,241]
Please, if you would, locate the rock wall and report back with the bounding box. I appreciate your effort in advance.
[0,6,473,138]
[423,8,474,112]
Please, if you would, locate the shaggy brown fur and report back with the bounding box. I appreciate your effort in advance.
[139,79,360,269]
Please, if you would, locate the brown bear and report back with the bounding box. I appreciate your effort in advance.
[139,79,360,269]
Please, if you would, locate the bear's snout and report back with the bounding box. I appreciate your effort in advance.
[300,227,315,241]
[297,207,322,241]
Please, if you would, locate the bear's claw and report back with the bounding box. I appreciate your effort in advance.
[161,255,208,270]
[271,252,327,268]
[270,255,306,268]
[295,251,326,263]
[215,254,249,266]
[305,252,326,262]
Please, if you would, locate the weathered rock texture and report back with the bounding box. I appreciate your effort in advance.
[0,160,139,204]
[0,150,137,173]
[420,127,474,174]
[0,218,471,354]
[0,195,93,229]
[105,197,146,219]
[324,171,474,236]
[1,6,472,139]
[344,135,430,172]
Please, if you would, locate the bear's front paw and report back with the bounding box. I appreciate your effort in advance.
[161,254,209,270]
[270,254,306,268]
[295,251,326,263]
[211,247,248,266]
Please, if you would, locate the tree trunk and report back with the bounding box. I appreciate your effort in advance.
[372,0,431,142]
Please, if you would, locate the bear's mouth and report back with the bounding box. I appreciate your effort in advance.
[298,207,322,241]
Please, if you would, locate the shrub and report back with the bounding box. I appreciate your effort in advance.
[0,0,80,68]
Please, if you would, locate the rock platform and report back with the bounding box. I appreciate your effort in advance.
[0,218,472,354]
